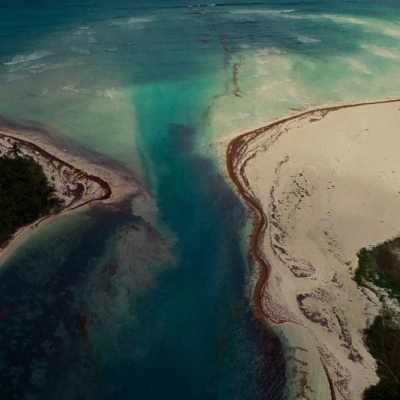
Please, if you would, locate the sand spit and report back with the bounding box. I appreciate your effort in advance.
[0,119,147,264]
[226,99,400,399]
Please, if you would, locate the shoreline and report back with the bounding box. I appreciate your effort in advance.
[0,130,112,206]
[226,98,400,399]
[0,121,145,266]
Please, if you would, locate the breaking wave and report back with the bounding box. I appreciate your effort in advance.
[3,50,53,66]
[296,35,321,44]
[361,44,400,60]
[320,14,367,25]
[110,16,156,27]
[343,57,372,75]
[229,8,295,15]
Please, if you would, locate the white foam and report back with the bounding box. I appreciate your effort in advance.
[3,50,53,66]
[71,46,91,55]
[61,85,81,94]
[254,47,286,57]
[318,15,400,42]
[95,88,121,100]
[73,26,95,36]
[228,10,376,28]
[225,8,300,22]
[296,35,321,44]
[6,59,84,75]
[344,58,372,75]
[229,8,295,16]
[26,63,50,74]
[321,14,367,26]
[361,44,400,60]
[110,16,155,27]
[127,16,155,24]
[380,26,400,39]
[226,10,372,27]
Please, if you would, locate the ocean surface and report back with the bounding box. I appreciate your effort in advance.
[0,1,400,399]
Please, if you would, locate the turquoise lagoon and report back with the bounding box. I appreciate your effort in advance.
[1,1,400,399]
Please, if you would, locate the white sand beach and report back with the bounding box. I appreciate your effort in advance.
[226,100,400,399]
[0,122,148,265]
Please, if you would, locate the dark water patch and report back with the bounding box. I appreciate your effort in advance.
[0,205,171,400]
[0,212,102,399]
[100,120,287,400]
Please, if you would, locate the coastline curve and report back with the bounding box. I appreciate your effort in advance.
[226,97,400,399]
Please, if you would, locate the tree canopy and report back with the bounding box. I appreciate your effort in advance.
[0,154,62,246]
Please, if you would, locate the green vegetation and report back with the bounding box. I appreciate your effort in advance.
[356,244,400,302]
[362,313,400,400]
[0,153,62,246]
[356,241,400,399]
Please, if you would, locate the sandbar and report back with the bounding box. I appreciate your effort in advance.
[0,118,147,265]
[226,99,400,399]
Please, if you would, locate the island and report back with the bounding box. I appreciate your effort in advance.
[0,120,143,264]
[226,99,400,400]
[0,151,63,246]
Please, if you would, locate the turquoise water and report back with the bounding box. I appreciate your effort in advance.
[1,1,400,399]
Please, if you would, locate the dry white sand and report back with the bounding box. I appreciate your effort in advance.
[230,100,400,399]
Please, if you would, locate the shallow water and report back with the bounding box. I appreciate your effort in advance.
[0,1,400,399]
